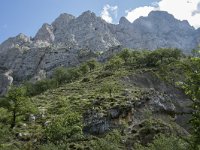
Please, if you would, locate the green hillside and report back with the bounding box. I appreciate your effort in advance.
[0,48,199,150]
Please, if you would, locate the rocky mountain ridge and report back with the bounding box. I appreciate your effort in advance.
[0,10,199,86]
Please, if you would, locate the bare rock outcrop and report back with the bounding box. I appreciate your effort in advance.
[0,70,13,96]
[0,10,199,83]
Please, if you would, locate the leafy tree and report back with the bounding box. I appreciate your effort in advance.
[52,67,68,86]
[53,67,81,86]
[100,82,120,97]
[79,63,89,75]
[67,68,81,81]
[25,79,56,96]
[45,112,82,144]
[0,123,17,149]
[3,86,37,128]
[132,50,151,67]
[182,58,200,149]
[119,48,131,64]
[135,134,188,150]
[105,55,123,70]
[146,48,182,67]
[90,130,122,150]
[86,59,98,72]
[192,49,200,57]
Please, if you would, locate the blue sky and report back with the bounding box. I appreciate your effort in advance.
[0,0,157,43]
[0,0,200,43]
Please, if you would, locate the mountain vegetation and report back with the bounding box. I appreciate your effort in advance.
[0,48,199,150]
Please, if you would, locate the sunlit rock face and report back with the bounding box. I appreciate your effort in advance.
[0,70,13,96]
[0,10,199,82]
[114,11,197,53]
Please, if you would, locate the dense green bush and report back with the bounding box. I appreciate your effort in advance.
[25,79,56,96]
[79,63,90,75]
[90,130,122,150]
[145,48,182,67]
[181,58,200,149]
[86,59,98,72]
[119,48,132,64]
[135,134,188,150]
[45,112,83,144]
[105,55,123,70]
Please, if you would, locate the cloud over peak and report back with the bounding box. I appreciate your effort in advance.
[125,0,200,28]
[101,4,118,23]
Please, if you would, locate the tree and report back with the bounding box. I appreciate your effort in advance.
[79,63,89,75]
[119,49,131,64]
[135,134,188,150]
[45,112,82,144]
[53,67,81,86]
[86,59,98,72]
[182,58,200,149]
[105,55,123,70]
[4,86,37,128]
[146,48,182,67]
[100,82,120,97]
[52,67,67,86]
[25,79,56,96]
[192,49,200,57]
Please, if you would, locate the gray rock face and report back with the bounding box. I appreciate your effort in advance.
[52,11,120,51]
[0,10,199,83]
[0,33,31,52]
[34,23,55,47]
[0,70,13,96]
[114,11,197,53]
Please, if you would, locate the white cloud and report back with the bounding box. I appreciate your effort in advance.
[101,4,118,23]
[126,6,156,23]
[125,0,200,28]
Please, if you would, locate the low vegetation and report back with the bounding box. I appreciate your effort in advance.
[0,48,199,149]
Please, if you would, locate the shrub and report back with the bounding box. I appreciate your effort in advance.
[25,79,56,96]
[119,48,131,64]
[86,59,98,72]
[45,112,83,144]
[105,55,123,70]
[135,134,188,150]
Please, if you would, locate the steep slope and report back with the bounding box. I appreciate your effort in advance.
[0,10,199,84]
[52,11,120,51]
[114,11,197,53]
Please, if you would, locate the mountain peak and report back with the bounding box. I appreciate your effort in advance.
[148,11,175,20]
[34,23,54,44]
[55,13,75,21]
[16,33,29,40]
[52,13,75,29]
[78,10,97,20]
[81,10,94,16]
[119,17,131,25]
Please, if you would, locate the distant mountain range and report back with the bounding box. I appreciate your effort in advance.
[0,10,199,81]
